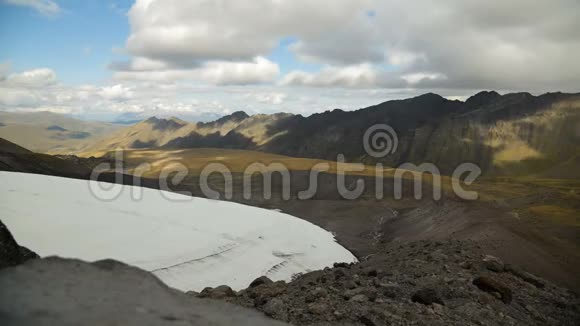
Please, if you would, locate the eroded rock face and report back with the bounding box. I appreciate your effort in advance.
[0,257,289,326]
[2,218,579,326]
[0,220,38,269]
[473,276,512,304]
[411,288,444,306]
[203,240,580,326]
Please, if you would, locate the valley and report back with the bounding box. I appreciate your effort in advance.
[1,91,579,325]
[3,1,579,324]
[1,133,579,292]
[71,92,580,177]
[0,111,121,153]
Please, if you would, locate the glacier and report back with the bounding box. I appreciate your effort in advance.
[0,171,357,291]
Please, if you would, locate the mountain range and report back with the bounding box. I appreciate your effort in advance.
[0,111,120,153]
[1,91,580,311]
[1,91,578,176]
[72,91,580,176]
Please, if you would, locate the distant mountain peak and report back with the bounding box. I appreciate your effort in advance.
[417,92,444,99]
[406,92,447,104]
[464,91,502,109]
[470,90,500,98]
[144,116,162,123]
[144,116,186,123]
[143,116,187,131]
[200,111,249,127]
[422,92,442,97]
[225,111,250,121]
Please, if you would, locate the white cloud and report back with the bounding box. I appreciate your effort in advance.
[401,72,447,85]
[126,0,373,64]
[109,57,170,72]
[0,68,58,107]
[280,64,380,88]
[98,84,134,101]
[386,51,427,67]
[0,66,526,120]
[0,87,41,107]
[245,92,288,105]
[372,0,580,90]
[196,57,279,85]
[3,0,60,16]
[0,62,10,80]
[119,0,580,92]
[5,68,57,87]
[114,57,279,85]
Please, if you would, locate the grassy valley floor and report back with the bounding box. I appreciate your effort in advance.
[81,147,580,292]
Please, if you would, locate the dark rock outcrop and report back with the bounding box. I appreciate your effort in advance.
[411,287,444,305]
[473,275,513,304]
[201,240,580,326]
[0,257,289,326]
[249,276,274,288]
[198,285,237,299]
[144,116,187,131]
[0,220,38,269]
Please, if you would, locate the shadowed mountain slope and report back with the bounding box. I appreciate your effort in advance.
[0,138,107,178]
[0,111,121,154]
[79,91,580,176]
[259,92,580,177]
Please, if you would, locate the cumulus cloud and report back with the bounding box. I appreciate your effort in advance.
[280,64,380,88]
[0,88,41,107]
[126,0,373,64]
[401,73,447,85]
[109,57,170,72]
[0,62,10,80]
[0,67,283,118]
[98,84,134,101]
[119,0,580,91]
[114,57,279,85]
[3,1,580,117]
[114,0,381,86]
[3,0,60,16]
[245,92,288,105]
[5,68,57,87]
[371,0,580,91]
[196,57,279,85]
[0,68,57,107]
[0,66,529,119]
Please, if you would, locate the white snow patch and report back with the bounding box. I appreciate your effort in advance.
[0,172,357,291]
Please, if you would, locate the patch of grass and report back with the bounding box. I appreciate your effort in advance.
[527,205,580,227]
[93,148,579,217]
[98,148,420,179]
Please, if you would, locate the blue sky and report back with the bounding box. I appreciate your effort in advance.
[267,37,322,76]
[0,1,321,85]
[0,0,577,121]
[0,0,131,85]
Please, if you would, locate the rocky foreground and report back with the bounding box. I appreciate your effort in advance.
[0,221,38,269]
[196,240,580,326]
[0,220,288,326]
[0,258,290,326]
[1,219,579,325]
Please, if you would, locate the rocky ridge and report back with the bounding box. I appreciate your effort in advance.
[0,220,289,326]
[1,217,579,325]
[0,220,38,269]
[197,240,580,326]
[77,91,580,176]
